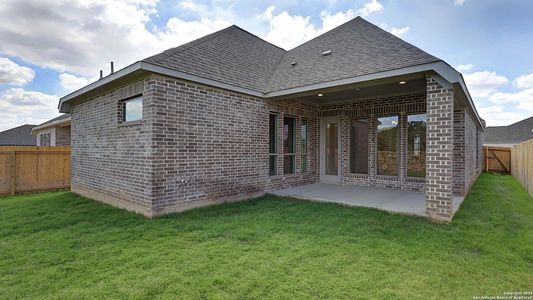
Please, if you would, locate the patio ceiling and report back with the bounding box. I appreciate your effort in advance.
[288,73,427,105]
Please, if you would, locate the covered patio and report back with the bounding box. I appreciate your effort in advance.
[272,183,465,217]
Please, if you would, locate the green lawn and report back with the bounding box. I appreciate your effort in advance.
[1,174,532,299]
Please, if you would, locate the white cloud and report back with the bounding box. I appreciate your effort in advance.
[454,0,466,6]
[488,87,533,111]
[0,0,385,75]
[456,64,473,72]
[161,17,232,45]
[357,0,384,17]
[460,70,533,126]
[260,6,317,50]
[0,88,60,131]
[477,105,526,126]
[463,71,509,98]
[513,73,533,89]
[0,0,230,76]
[380,23,410,38]
[177,0,235,20]
[260,1,383,49]
[390,26,410,37]
[0,57,35,86]
[59,73,97,92]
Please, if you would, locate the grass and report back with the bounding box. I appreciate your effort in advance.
[0,174,532,299]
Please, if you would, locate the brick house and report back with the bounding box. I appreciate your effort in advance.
[31,114,71,146]
[58,17,484,222]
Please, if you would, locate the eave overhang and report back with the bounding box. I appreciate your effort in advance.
[58,61,483,128]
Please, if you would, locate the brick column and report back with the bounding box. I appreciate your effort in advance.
[368,115,377,177]
[425,76,454,222]
[340,116,349,184]
[398,112,407,186]
[295,117,302,174]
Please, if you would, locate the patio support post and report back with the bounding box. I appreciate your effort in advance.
[399,112,407,186]
[425,76,454,222]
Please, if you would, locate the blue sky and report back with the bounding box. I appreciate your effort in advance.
[1,0,532,131]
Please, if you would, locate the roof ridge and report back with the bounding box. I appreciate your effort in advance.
[229,24,287,52]
[143,25,286,68]
[356,16,441,61]
[263,17,364,91]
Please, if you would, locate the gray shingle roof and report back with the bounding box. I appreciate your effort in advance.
[266,17,440,92]
[143,25,286,92]
[0,125,36,146]
[141,17,440,93]
[485,116,533,144]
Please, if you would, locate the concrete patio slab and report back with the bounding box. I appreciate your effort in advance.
[272,183,465,217]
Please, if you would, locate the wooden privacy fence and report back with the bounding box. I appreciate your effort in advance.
[0,146,70,195]
[483,146,512,173]
[511,139,533,198]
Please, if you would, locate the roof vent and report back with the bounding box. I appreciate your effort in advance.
[322,50,332,56]
[291,61,297,66]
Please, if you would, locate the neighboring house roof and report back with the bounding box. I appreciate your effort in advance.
[31,114,71,135]
[58,17,482,127]
[0,124,37,146]
[484,116,533,145]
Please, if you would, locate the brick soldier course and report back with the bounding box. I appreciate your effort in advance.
[59,17,484,222]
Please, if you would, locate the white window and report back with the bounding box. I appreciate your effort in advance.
[39,133,51,146]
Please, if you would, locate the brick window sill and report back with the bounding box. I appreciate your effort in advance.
[347,173,370,178]
[118,120,143,128]
[268,173,304,181]
[406,177,425,183]
[374,175,400,181]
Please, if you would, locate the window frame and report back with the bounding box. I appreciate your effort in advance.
[406,113,427,178]
[349,117,370,175]
[301,119,308,173]
[121,95,143,123]
[269,113,278,176]
[40,132,51,146]
[283,116,296,175]
[376,114,400,176]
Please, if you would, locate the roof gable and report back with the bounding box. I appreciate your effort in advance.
[143,25,286,92]
[266,17,440,92]
[62,17,479,123]
[141,17,439,93]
